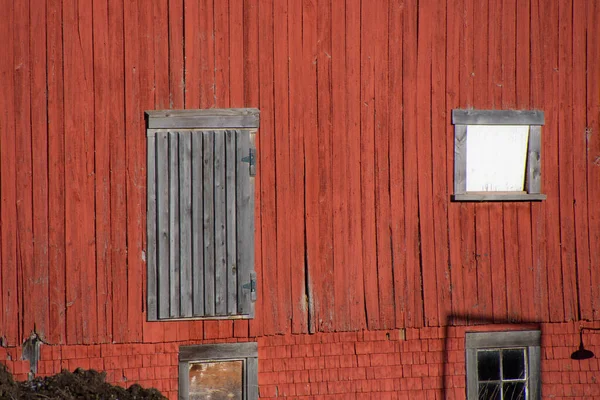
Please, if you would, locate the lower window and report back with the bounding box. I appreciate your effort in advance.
[179,342,258,400]
[466,330,541,400]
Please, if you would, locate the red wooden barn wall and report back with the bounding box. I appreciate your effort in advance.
[0,0,599,347]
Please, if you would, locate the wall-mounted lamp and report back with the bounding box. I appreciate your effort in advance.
[571,327,600,360]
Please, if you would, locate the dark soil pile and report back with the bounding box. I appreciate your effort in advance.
[0,364,166,399]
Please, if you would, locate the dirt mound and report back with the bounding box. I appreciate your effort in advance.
[0,364,166,399]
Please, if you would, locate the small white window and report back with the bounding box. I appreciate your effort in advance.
[453,110,546,201]
[466,330,541,400]
[179,342,258,400]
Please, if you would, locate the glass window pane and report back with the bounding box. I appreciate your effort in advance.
[502,349,526,380]
[478,350,501,381]
[189,360,243,400]
[503,382,526,400]
[478,382,501,400]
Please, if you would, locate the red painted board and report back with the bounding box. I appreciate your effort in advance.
[92,0,113,344]
[274,0,292,333]
[46,0,67,345]
[288,0,308,334]
[403,0,423,328]
[557,0,577,321]
[373,0,394,329]
[301,0,319,334]
[345,0,366,331]
[0,0,19,345]
[416,0,438,327]
[258,0,278,335]
[125,0,144,342]
[154,0,170,109]
[169,0,184,108]
[587,0,600,320]
[360,0,380,330]
[446,0,465,324]
[542,0,564,323]
[14,0,34,341]
[572,0,592,321]
[109,0,127,343]
[388,0,406,328]
[431,0,451,326]
[30,0,50,339]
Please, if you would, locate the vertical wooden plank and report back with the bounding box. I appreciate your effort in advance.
[317,0,334,332]
[192,133,205,317]
[215,0,230,108]
[93,0,112,342]
[473,0,491,320]
[258,0,278,334]
[459,0,477,323]
[388,0,406,329]
[345,0,366,330]
[557,0,577,321]
[229,0,249,337]
[214,132,227,315]
[124,0,144,341]
[587,0,600,320]
[225,131,237,315]
[47,0,66,344]
[14,0,34,341]
[203,131,216,316]
[237,130,253,315]
[373,0,394,329]
[30,0,50,339]
[529,0,549,322]
[273,0,292,332]
[431,0,451,325]
[154,0,170,109]
[169,0,184,108]
[515,0,535,323]
[543,0,564,322]
[403,0,423,328]
[331,0,349,331]
[179,132,193,318]
[200,0,216,108]
[244,0,262,338]
[488,0,507,323]
[147,135,158,321]
[183,0,204,340]
[63,0,96,344]
[157,132,170,319]
[108,0,127,342]
[416,0,438,327]
[0,0,19,345]
[446,0,465,325]
[501,0,521,322]
[360,0,380,330]
[288,0,308,334]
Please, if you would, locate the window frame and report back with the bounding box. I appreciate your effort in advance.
[178,342,258,400]
[465,330,541,400]
[452,109,546,202]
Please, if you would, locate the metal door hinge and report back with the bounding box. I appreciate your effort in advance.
[242,148,256,176]
[242,272,257,302]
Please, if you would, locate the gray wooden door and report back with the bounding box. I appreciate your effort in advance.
[146,109,258,321]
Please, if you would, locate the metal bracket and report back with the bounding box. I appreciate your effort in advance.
[241,148,256,176]
[242,272,257,302]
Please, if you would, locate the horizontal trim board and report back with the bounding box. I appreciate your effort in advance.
[146,108,260,129]
[466,330,541,348]
[452,109,545,125]
[179,342,258,361]
[452,193,547,202]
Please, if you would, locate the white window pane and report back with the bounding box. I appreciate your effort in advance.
[466,125,530,192]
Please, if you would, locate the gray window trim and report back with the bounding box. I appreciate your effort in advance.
[465,330,541,400]
[179,342,258,400]
[452,109,546,202]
